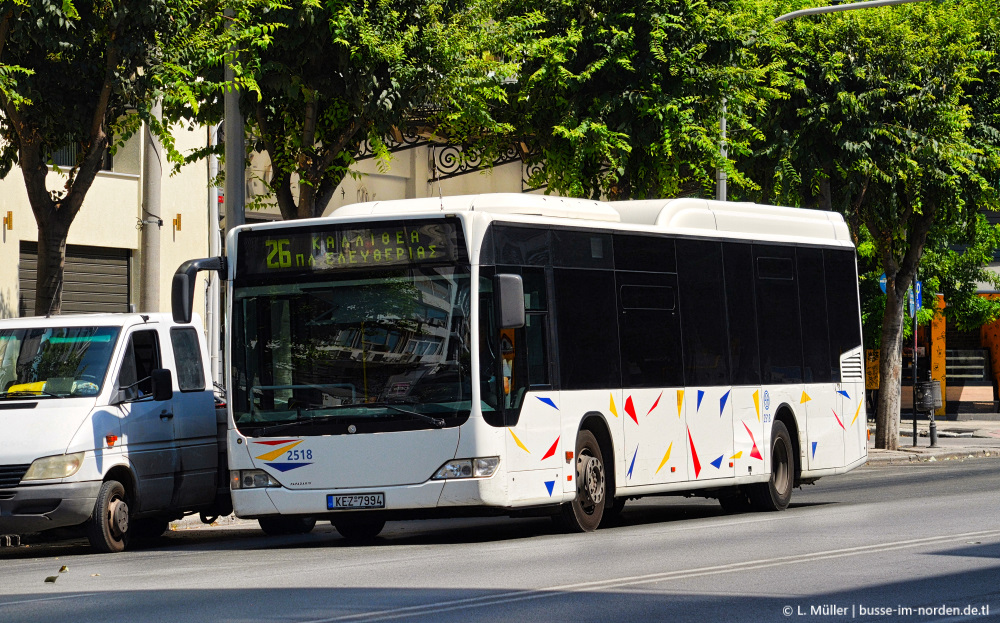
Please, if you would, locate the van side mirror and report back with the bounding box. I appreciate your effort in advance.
[496,274,525,329]
[151,369,173,402]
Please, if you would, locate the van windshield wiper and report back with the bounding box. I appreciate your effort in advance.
[0,389,62,399]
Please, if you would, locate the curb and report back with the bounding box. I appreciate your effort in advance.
[866,449,997,466]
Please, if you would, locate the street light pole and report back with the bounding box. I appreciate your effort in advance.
[774,0,929,23]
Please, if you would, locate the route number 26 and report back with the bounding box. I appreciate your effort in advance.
[266,239,292,269]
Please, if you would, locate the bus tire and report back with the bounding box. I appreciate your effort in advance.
[86,480,131,553]
[557,430,606,532]
[258,516,317,536]
[749,420,794,511]
[333,517,386,541]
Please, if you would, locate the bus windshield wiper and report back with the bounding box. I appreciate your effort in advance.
[369,402,446,428]
[256,413,346,434]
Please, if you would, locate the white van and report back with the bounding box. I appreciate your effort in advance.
[0,313,230,552]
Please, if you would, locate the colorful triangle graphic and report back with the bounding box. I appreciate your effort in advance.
[536,396,559,410]
[753,390,760,422]
[610,394,619,418]
[719,390,731,416]
[851,402,863,426]
[710,455,724,469]
[676,390,684,418]
[647,391,663,416]
[655,442,673,474]
[801,391,812,404]
[628,447,638,479]
[697,390,705,412]
[544,480,555,496]
[811,441,818,459]
[541,436,560,461]
[833,409,845,430]
[508,428,530,453]
[687,427,701,478]
[625,396,638,424]
[837,390,851,399]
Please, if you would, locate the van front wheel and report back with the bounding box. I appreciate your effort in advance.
[86,480,130,553]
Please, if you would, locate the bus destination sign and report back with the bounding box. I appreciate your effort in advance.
[237,219,465,278]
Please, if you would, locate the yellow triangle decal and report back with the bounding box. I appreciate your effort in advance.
[655,442,673,474]
[676,390,684,418]
[256,440,302,461]
[610,394,619,418]
[508,428,530,453]
[753,390,760,422]
[730,451,743,460]
[801,391,812,404]
[851,401,863,426]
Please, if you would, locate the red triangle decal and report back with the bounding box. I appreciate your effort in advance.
[750,442,763,461]
[625,396,638,425]
[646,391,663,416]
[253,440,295,446]
[687,427,701,478]
[833,409,845,430]
[541,436,560,461]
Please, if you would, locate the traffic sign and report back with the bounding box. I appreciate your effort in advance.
[879,273,886,293]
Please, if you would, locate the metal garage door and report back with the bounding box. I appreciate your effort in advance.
[18,241,131,316]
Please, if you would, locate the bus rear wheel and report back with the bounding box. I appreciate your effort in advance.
[749,420,794,511]
[556,430,606,532]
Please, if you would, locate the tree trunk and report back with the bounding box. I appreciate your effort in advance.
[34,218,71,316]
[874,277,906,450]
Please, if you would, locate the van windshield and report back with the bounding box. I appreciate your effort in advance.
[0,327,120,398]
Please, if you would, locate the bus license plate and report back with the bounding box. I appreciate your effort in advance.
[328,493,385,510]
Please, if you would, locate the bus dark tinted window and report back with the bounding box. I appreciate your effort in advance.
[754,245,802,383]
[618,273,682,388]
[613,234,676,273]
[723,242,760,385]
[797,248,833,383]
[825,249,863,368]
[553,269,620,389]
[494,227,550,266]
[677,240,730,386]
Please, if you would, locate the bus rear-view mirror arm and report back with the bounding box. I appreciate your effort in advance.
[172,257,228,324]
[496,274,525,330]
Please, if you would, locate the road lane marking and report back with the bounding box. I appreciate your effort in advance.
[0,593,99,607]
[298,529,1000,623]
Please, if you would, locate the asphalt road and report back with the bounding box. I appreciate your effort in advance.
[2,457,999,623]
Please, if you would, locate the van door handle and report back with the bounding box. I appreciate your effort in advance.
[160,410,173,419]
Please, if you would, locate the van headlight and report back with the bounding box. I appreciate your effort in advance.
[432,457,500,480]
[22,452,85,481]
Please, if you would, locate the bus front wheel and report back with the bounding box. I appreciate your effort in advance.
[556,430,606,532]
[749,420,794,511]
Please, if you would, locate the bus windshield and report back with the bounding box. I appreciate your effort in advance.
[232,266,473,436]
[0,326,120,398]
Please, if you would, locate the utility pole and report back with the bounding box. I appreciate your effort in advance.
[716,98,727,202]
[139,99,163,313]
[224,9,245,235]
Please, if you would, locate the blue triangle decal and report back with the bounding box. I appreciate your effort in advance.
[544,480,555,496]
[536,396,559,410]
[697,390,705,411]
[265,462,312,472]
[628,447,638,479]
[811,442,818,458]
[837,390,851,399]
[719,390,731,416]
[710,455,723,469]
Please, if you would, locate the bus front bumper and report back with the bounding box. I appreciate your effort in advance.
[233,476,511,519]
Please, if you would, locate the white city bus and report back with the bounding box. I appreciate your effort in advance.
[173,194,867,539]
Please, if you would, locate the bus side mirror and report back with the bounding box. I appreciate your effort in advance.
[496,274,525,329]
[172,257,227,323]
[151,369,173,402]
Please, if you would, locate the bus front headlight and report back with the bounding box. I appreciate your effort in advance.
[22,452,85,481]
[432,457,500,480]
[231,470,281,489]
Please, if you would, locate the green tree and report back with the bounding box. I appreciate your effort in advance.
[223,0,520,221]
[741,0,1000,449]
[0,0,223,314]
[500,0,784,200]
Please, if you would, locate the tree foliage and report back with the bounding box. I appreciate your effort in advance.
[500,0,784,200]
[738,0,1000,449]
[222,0,521,220]
[0,0,225,314]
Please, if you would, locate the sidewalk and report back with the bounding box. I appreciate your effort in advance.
[866,418,1000,465]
